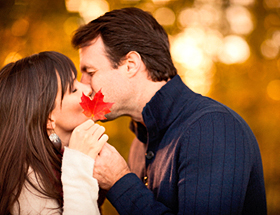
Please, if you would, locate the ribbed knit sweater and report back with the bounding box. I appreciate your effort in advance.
[107,75,267,215]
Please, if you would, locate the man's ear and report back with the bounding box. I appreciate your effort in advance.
[125,51,142,78]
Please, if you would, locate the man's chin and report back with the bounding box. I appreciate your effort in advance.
[100,113,124,122]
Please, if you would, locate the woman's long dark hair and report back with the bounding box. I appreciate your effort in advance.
[0,51,77,214]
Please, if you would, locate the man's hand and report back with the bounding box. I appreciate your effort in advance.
[93,143,131,190]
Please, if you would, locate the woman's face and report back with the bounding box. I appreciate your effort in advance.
[50,74,92,146]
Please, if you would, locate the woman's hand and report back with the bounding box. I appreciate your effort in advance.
[68,119,108,160]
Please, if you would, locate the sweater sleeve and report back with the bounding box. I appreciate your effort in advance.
[62,147,100,215]
[107,173,173,215]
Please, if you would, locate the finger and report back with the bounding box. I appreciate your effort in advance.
[104,142,117,153]
[92,168,101,179]
[74,119,94,132]
[83,119,96,130]
[82,119,94,127]
[98,142,110,156]
[88,123,101,134]
[80,123,100,139]
[91,134,107,154]
[103,142,111,149]
[99,134,109,145]
[92,126,106,140]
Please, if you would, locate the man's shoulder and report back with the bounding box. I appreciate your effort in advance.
[178,95,231,121]
[175,95,249,133]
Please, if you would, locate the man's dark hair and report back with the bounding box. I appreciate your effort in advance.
[72,7,177,81]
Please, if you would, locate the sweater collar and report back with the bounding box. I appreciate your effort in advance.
[131,75,199,144]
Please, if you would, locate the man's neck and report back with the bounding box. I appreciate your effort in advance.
[130,78,168,124]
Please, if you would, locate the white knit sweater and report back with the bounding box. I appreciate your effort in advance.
[11,147,100,215]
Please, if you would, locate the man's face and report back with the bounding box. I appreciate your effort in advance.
[79,36,130,121]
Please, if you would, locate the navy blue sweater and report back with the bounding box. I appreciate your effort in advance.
[107,75,267,214]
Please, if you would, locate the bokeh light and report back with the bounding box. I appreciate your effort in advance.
[264,0,280,9]
[80,0,109,22]
[152,0,170,4]
[198,4,221,27]
[272,31,280,45]
[63,16,84,36]
[154,7,175,26]
[226,5,254,35]
[171,27,216,94]
[65,0,82,12]
[171,28,205,70]
[178,6,221,29]
[203,30,223,57]
[65,0,109,22]
[230,0,255,6]
[11,19,29,37]
[3,52,22,66]
[267,80,280,100]
[218,35,250,64]
[261,39,279,59]
[178,8,200,28]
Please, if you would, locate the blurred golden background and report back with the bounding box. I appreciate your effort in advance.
[0,0,279,214]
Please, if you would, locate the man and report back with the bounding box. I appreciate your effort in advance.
[72,7,267,215]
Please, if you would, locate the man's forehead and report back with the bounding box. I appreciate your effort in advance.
[79,42,105,60]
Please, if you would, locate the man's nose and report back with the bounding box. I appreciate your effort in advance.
[80,73,91,85]
[83,84,93,97]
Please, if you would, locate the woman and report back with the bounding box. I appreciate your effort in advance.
[0,51,107,214]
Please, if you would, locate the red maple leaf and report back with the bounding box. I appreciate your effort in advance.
[80,89,114,121]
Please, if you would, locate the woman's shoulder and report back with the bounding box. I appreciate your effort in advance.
[11,167,61,215]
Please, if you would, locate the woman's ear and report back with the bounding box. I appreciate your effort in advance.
[125,51,142,78]
[47,116,56,130]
